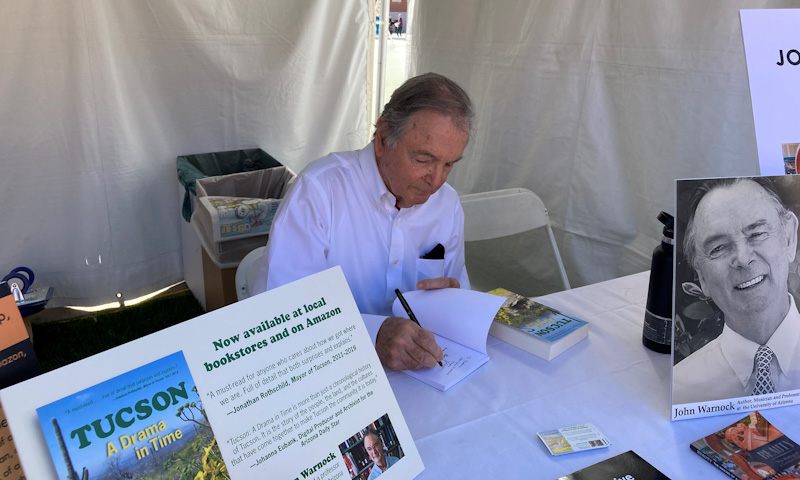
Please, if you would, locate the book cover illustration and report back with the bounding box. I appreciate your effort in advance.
[488,288,587,342]
[690,411,800,479]
[558,450,670,480]
[36,351,228,480]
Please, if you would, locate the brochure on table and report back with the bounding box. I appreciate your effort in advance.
[0,267,424,480]
[740,9,800,175]
[671,175,800,420]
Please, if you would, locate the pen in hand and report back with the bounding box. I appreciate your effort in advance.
[394,288,443,367]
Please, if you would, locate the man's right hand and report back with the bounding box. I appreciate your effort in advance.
[375,317,444,370]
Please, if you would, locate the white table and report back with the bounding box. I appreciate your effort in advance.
[385,271,800,479]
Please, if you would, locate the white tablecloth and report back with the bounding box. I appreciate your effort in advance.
[385,271,800,479]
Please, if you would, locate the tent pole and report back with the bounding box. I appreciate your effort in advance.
[375,0,390,124]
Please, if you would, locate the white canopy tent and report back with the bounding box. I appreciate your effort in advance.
[0,0,786,307]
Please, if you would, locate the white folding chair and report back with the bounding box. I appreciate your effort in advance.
[235,246,266,301]
[459,188,570,294]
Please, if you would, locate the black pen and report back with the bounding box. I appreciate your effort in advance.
[394,288,443,367]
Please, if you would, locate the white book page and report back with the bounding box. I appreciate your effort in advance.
[402,335,489,391]
[391,288,505,353]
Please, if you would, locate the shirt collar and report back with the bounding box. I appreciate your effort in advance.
[358,141,397,210]
[358,141,427,214]
[720,294,800,385]
[768,294,800,376]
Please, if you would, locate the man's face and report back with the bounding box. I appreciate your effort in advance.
[375,110,469,209]
[691,180,798,339]
[364,434,385,467]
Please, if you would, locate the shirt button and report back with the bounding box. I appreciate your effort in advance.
[393,259,398,264]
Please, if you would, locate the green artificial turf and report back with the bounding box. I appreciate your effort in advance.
[31,290,205,372]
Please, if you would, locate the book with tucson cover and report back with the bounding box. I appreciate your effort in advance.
[690,411,800,479]
[487,287,588,361]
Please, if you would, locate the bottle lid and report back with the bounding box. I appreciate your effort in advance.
[658,211,674,239]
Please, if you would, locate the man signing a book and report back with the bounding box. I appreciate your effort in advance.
[254,73,473,371]
[673,177,800,404]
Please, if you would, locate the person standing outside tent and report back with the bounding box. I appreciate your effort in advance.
[396,14,403,36]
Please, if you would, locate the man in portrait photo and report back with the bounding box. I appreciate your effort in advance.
[673,176,800,405]
[364,430,399,479]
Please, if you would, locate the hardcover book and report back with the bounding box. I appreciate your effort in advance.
[558,450,670,480]
[36,351,227,480]
[690,411,800,479]
[487,287,589,361]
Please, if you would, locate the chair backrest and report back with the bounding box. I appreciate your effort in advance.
[235,246,266,301]
[459,188,570,291]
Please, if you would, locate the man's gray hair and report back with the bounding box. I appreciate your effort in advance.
[375,72,474,147]
[683,177,792,269]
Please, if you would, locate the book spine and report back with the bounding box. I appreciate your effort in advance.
[690,445,739,480]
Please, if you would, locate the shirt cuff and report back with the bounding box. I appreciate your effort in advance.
[361,313,387,345]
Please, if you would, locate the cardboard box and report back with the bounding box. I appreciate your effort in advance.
[201,248,238,311]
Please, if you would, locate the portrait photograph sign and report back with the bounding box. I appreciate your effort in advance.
[672,175,800,420]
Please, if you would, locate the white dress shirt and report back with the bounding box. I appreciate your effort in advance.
[673,294,800,404]
[253,142,470,320]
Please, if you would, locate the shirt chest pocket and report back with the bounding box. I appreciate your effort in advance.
[416,258,445,282]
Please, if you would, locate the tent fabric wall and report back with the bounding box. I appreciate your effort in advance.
[409,0,792,288]
[0,1,370,307]
[2,1,795,306]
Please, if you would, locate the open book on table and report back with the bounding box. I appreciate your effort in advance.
[391,288,506,391]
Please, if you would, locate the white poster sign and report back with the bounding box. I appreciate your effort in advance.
[671,175,800,420]
[741,9,800,175]
[0,267,423,480]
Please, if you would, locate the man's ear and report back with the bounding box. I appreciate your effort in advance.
[696,267,710,298]
[374,117,387,157]
[785,211,799,263]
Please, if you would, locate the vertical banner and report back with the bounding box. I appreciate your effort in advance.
[740,9,800,175]
[0,283,40,480]
[0,283,40,390]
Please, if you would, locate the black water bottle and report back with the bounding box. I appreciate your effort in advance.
[642,211,674,354]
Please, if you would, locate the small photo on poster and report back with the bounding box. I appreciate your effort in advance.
[338,414,404,480]
[36,351,227,479]
[782,142,800,175]
[672,175,800,417]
